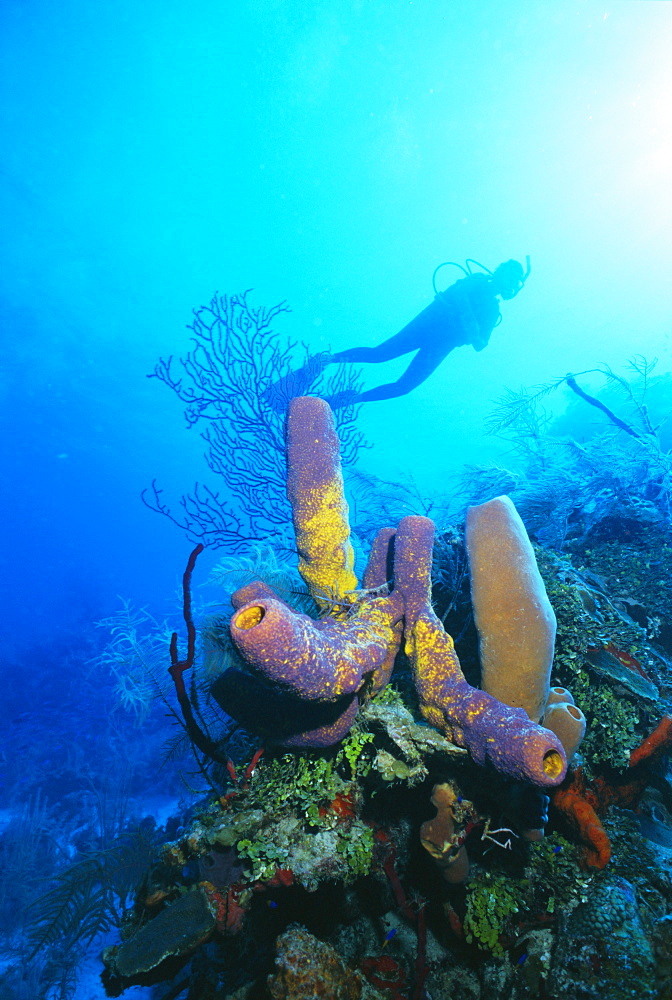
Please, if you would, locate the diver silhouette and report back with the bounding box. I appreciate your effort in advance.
[263,258,530,411]
[321,257,530,408]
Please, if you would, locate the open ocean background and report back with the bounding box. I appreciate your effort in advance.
[2,0,671,658]
[1,3,671,995]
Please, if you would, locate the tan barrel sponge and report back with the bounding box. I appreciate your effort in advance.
[466,495,556,723]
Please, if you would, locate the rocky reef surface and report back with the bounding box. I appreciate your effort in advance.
[98,396,672,1000]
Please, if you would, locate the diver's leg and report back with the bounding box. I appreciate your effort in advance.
[262,314,426,411]
[356,346,450,402]
[328,346,450,408]
[331,303,442,365]
[262,350,333,411]
[332,332,414,365]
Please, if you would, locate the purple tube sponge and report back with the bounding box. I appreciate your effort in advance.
[230,591,402,702]
[394,515,567,787]
[221,397,403,746]
[225,531,403,747]
[217,395,567,776]
[285,395,359,612]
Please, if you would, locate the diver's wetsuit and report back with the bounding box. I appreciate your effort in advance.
[329,271,502,403]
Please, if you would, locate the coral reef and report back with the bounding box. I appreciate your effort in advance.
[267,925,364,1000]
[549,876,657,999]
[216,397,567,782]
[463,872,522,957]
[97,361,672,1000]
[534,547,658,772]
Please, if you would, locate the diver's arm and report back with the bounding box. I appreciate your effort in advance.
[471,333,490,352]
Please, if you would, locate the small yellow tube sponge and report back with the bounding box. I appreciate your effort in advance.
[285,396,358,611]
[466,495,556,723]
[542,702,586,761]
[545,686,576,710]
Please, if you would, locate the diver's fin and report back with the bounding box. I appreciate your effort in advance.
[262,351,333,412]
[324,389,359,410]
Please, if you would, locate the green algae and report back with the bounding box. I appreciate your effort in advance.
[464,872,520,957]
[535,548,654,772]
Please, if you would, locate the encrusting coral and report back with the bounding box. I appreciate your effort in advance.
[104,885,220,981]
[268,924,364,1000]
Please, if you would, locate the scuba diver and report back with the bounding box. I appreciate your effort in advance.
[263,257,530,410]
[323,257,530,408]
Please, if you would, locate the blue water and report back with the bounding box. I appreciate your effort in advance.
[2,0,671,656]
[1,3,671,992]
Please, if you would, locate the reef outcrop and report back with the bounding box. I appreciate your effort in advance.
[215,395,567,787]
[102,354,672,1000]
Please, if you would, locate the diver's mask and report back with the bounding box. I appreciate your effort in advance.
[494,256,531,299]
